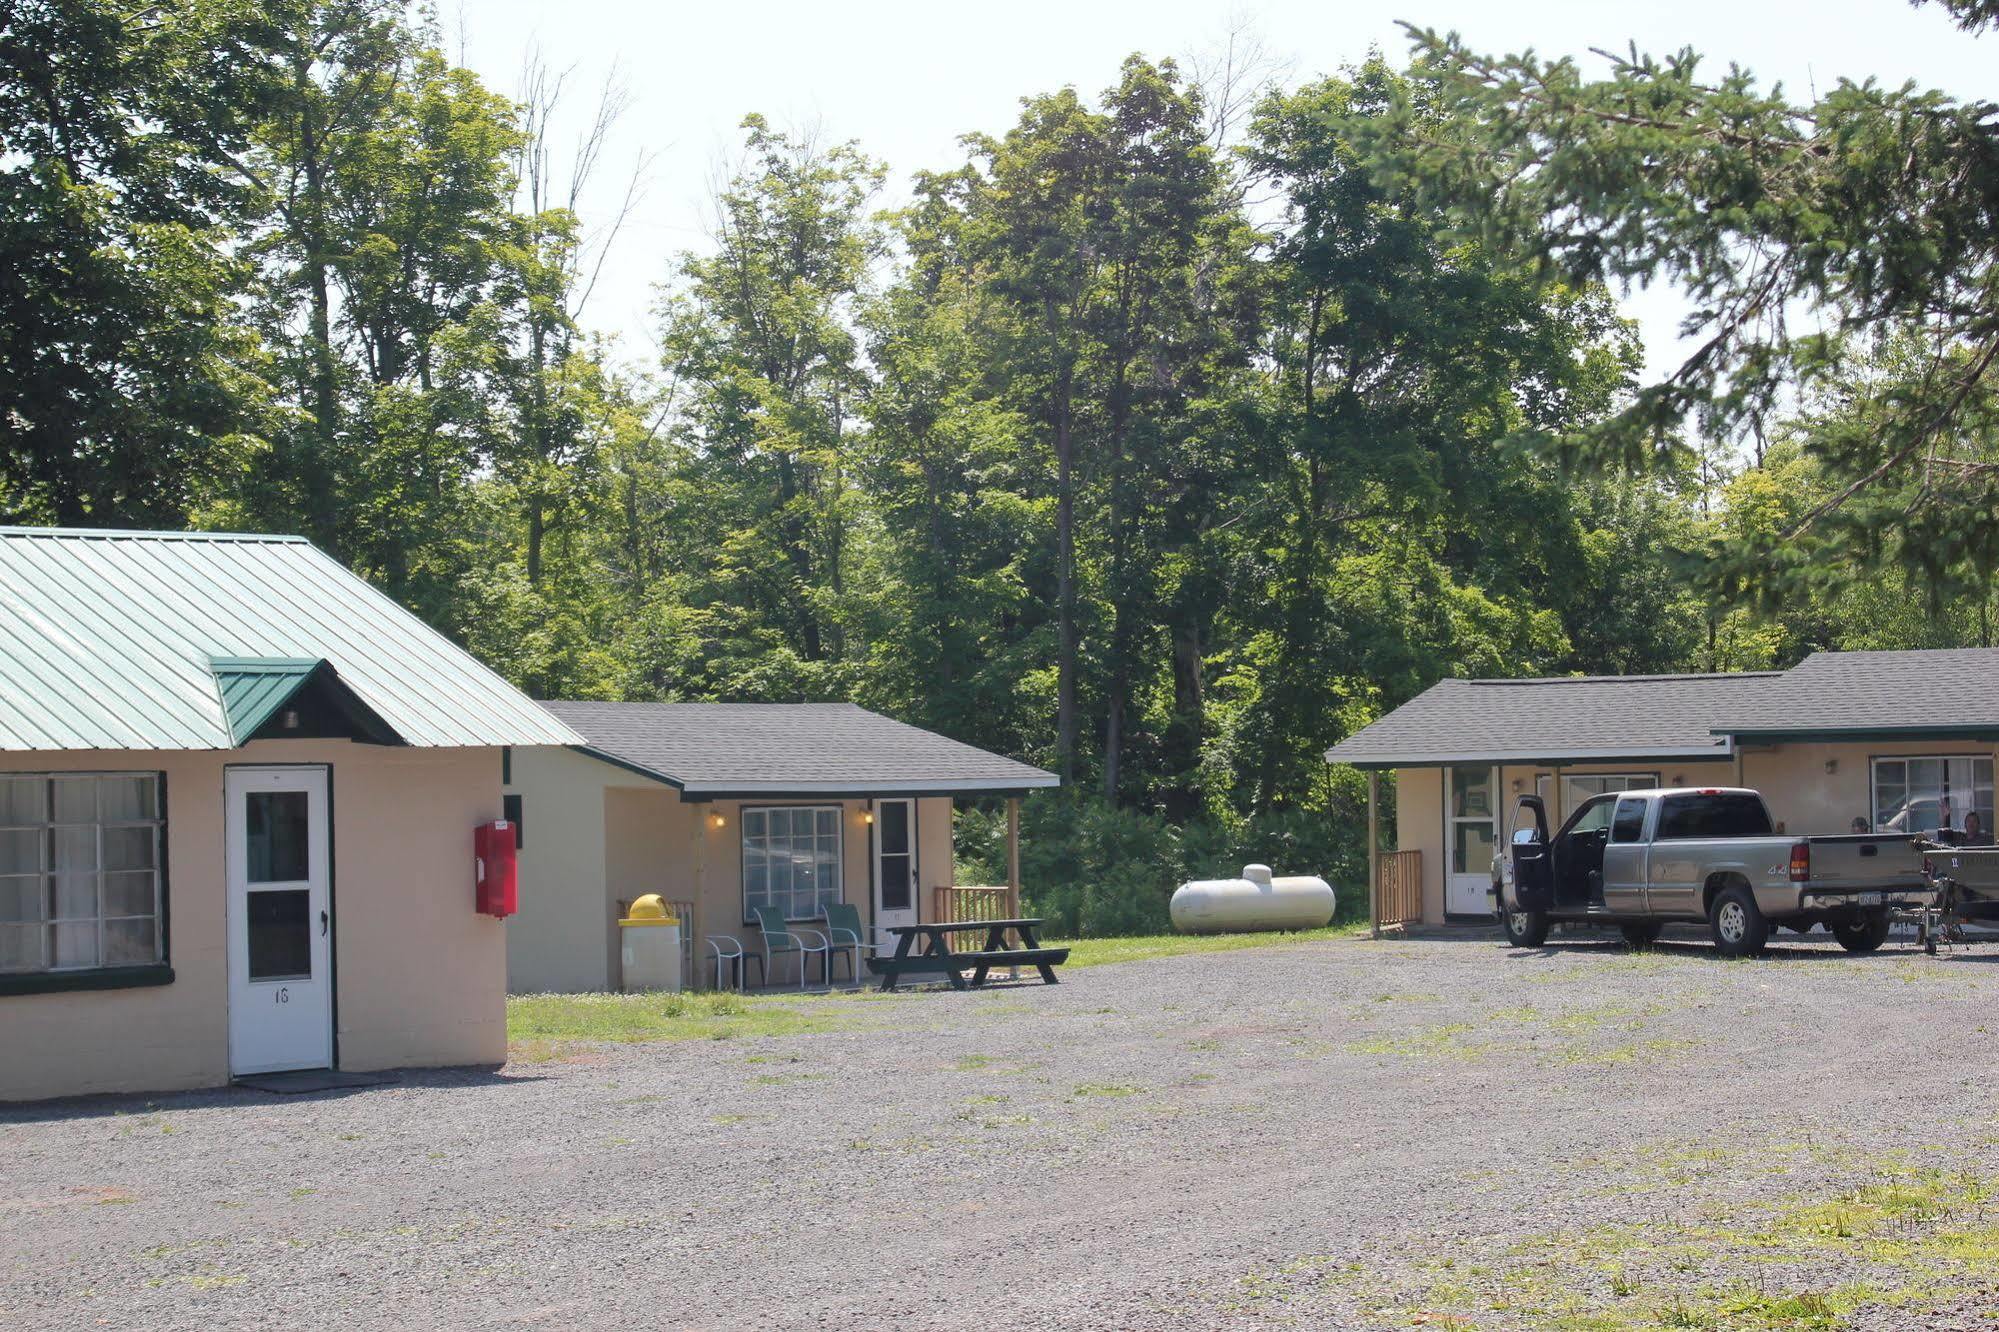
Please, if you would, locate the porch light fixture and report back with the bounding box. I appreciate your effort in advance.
[709,811,726,829]
[1825,758,1838,775]
[861,811,874,825]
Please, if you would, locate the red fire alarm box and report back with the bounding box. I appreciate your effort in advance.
[475,820,518,918]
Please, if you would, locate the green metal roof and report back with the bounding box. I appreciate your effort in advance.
[212,657,321,744]
[0,527,584,752]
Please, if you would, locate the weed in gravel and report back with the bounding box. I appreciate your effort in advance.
[1071,1082,1143,1099]
[747,1071,827,1086]
[1345,1022,1479,1059]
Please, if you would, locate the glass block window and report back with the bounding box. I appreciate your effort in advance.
[741,806,842,922]
[0,773,164,974]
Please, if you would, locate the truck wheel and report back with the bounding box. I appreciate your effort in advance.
[1618,921,1663,948]
[1708,886,1769,959]
[1503,909,1550,948]
[1833,911,1892,954]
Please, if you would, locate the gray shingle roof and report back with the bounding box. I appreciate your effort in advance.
[544,702,1060,796]
[0,527,581,751]
[1709,648,1999,736]
[1323,673,1783,768]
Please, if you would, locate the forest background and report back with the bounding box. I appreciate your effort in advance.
[6,1,1993,932]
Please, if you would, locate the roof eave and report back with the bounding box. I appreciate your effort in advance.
[1325,744,1738,771]
[674,776,1060,800]
[1718,724,1999,743]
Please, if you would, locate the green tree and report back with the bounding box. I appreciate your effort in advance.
[653,117,886,693]
[1230,60,1638,808]
[1382,3,1999,605]
[0,0,278,524]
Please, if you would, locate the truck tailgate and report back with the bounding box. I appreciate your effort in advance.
[1806,834,1925,890]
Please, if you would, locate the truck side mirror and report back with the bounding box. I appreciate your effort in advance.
[1512,827,1542,846]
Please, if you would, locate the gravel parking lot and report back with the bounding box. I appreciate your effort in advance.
[6,929,1999,1331]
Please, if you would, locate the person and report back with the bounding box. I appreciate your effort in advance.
[1850,816,1870,834]
[1966,811,1987,846]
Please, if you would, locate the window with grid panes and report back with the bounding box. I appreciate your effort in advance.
[740,806,841,922]
[0,774,164,974]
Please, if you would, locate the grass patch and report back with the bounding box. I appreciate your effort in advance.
[1055,923,1366,969]
[1352,1158,1999,1330]
[507,989,863,1050]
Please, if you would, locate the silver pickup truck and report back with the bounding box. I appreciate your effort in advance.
[1490,787,1933,957]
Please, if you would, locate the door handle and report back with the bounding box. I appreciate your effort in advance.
[320,909,329,937]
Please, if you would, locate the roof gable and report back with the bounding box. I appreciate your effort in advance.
[544,701,1059,796]
[0,528,581,751]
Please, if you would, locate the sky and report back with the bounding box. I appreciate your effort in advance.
[453,0,1992,377]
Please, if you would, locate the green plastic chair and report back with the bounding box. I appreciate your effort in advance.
[751,905,829,990]
[822,901,880,986]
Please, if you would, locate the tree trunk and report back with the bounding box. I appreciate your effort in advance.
[1052,347,1079,782]
[294,53,341,556]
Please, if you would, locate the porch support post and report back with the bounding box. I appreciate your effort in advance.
[692,800,710,989]
[1367,770,1381,940]
[1006,797,1022,919]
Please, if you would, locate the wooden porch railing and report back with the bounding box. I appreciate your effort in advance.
[933,884,1016,950]
[1374,850,1422,930]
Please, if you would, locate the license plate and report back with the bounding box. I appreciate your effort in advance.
[1858,892,1883,905]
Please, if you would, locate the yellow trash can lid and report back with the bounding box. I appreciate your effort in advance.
[620,894,680,927]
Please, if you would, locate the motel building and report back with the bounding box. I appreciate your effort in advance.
[0,528,578,1102]
[1326,650,1999,926]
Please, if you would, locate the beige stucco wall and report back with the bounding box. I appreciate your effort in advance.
[507,749,962,991]
[1743,739,1999,836]
[0,741,509,1103]
[504,746,661,994]
[1387,739,1999,925]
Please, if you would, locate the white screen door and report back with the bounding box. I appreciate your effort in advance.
[1446,766,1498,916]
[226,766,332,1075]
[873,799,918,943]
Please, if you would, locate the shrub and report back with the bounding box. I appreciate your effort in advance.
[956,789,1377,938]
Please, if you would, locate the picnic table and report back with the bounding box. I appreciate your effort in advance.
[867,918,1069,992]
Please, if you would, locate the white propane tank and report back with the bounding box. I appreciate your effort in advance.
[1170,863,1336,935]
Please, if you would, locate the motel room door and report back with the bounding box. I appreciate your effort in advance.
[872,798,918,943]
[225,766,334,1076]
[1446,766,1499,918]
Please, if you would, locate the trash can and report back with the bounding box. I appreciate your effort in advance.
[619,893,683,992]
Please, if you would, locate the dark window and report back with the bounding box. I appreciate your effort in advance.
[245,791,310,882]
[878,802,913,913]
[1656,793,1773,840]
[246,888,311,981]
[1611,798,1648,844]
[503,793,523,848]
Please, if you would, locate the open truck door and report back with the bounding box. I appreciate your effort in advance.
[1509,794,1556,913]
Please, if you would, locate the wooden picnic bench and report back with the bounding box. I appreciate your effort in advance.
[867,918,1069,992]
